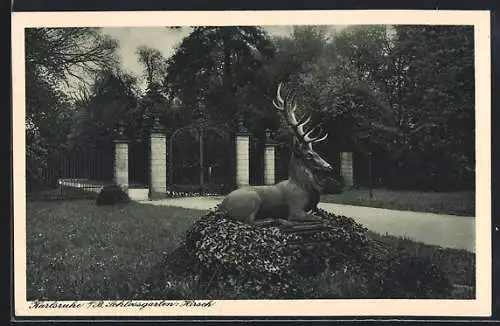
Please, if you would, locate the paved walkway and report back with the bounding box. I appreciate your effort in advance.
[137,196,475,252]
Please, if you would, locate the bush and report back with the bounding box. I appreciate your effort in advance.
[162,208,453,299]
[183,209,302,299]
[95,184,130,206]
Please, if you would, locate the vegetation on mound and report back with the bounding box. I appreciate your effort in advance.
[152,208,454,299]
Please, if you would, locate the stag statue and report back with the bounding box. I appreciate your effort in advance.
[220,83,342,226]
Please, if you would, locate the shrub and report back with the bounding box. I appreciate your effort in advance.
[170,208,371,299]
[163,208,454,299]
[183,210,302,299]
[95,184,130,206]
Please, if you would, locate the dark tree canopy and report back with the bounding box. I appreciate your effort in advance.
[68,69,140,148]
[164,26,278,135]
[268,25,475,190]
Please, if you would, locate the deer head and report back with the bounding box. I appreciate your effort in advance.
[273,83,341,194]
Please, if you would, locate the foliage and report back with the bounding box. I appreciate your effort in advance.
[26,130,48,191]
[269,25,475,191]
[136,45,168,86]
[170,208,453,299]
[95,185,131,206]
[135,46,176,139]
[182,210,303,299]
[164,27,279,135]
[68,69,140,149]
[26,69,74,190]
[385,25,475,190]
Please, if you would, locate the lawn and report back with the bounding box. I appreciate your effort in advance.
[26,200,475,301]
[321,188,475,216]
[26,200,206,300]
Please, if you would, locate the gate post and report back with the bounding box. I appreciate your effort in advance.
[235,119,251,188]
[114,125,129,192]
[150,117,167,199]
[264,129,276,185]
[340,151,354,187]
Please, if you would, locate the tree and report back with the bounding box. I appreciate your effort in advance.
[164,26,276,133]
[68,68,140,149]
[136,45,168,87]
[387,25,475,189]
[25,27,121,189]
[25,27,119,86]
[267,24,475,190]
[26,70,73,190]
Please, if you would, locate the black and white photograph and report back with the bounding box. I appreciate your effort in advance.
[12,10,491,317]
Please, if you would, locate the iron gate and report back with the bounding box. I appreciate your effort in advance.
[168,125,234,194]
[129,139,150,188]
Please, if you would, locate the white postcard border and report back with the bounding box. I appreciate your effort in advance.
[12,9,492,317]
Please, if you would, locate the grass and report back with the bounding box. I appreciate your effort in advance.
[321,188,475,216]
[366,231,475,287]
[26,200,206,300]
[26,200,475,301]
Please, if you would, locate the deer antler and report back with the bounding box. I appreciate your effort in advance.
[273,83,328,147]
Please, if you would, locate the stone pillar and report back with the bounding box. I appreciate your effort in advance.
[340,151,354,187]
[150,117,167,199]
[113,127,129,192]
[264,129,276,185]
[235,119,251,188]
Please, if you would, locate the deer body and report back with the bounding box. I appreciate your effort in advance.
[220,180,320,224]
[220,83,342,225]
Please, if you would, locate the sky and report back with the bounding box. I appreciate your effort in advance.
[100,26,295,82]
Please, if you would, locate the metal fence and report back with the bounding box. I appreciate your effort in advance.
[27,148,114,200]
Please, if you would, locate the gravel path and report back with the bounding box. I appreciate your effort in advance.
[137,196,475,252]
